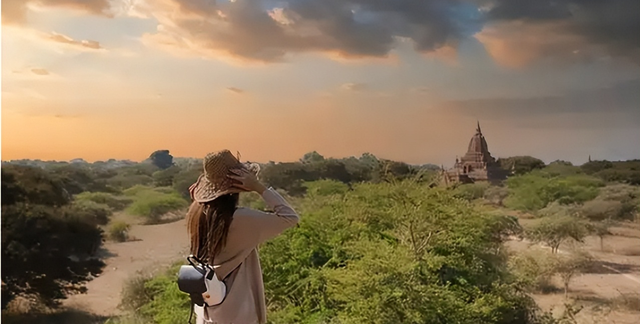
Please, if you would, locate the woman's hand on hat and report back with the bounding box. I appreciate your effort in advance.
[227,168,267,194]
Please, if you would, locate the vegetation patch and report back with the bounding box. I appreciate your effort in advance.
[124,186,189,224]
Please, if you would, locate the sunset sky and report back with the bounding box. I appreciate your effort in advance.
[2,0,639,166]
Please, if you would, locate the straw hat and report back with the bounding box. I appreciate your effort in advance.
[189,150,260,203]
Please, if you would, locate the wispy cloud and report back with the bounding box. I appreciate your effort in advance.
[340,82,368,92]
[30,68,50,75]
[226,87,245,94]
[1,0,113,25]
[45,31,103,50]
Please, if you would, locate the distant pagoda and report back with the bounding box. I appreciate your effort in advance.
[440,121,508,186]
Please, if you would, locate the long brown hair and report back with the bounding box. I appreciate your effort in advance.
[186,193,239,264]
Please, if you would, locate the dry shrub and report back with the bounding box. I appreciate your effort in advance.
[610,293,640,312]
[580,199,624,221]
[509,250,559,294]
[108,221,131,242]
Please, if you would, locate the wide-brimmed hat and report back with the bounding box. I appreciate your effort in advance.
[189,150,260,203]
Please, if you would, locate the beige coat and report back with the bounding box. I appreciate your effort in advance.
[195,187,299,324]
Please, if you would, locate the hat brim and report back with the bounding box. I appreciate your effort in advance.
[190,162,260,203]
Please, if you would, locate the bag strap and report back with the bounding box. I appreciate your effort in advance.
[188,300,194,324]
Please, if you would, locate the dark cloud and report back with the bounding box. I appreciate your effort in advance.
[441,78,640,128]
[3,0,638,66]
[145,0,638,65]
[482,0,640,63]
[146,0,479,62]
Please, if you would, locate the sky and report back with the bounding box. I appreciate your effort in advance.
[2,0,639,166]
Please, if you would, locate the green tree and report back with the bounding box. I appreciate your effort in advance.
[580,160,613,175]
[300,151,325,164]
[498,156,546,175]
[149,150,174,170]
[525,216,590,254]
[152,165,181,187]
[1,167,105,309]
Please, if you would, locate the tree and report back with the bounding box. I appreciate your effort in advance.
[1,167,105,309]
[580,160,613,175]
[300,151,325,164]
[551,250,593,299]
[498,156,546,175]
[149,150,174,170]
[152,165,181,187]
[591,219,613,251]
[526,216,590,254]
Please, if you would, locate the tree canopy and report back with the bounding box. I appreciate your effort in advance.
[1,166,105,309]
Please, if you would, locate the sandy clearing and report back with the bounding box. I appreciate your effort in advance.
[64,219,190,316]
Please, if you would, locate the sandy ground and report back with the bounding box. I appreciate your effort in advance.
[506,225,640,324]
[64,219,190,316]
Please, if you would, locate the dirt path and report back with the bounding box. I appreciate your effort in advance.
[65,219,190,316]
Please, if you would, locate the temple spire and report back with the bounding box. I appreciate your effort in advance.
[476,120,482,134]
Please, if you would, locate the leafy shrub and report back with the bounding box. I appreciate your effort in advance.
[75,192,132,211]
[484,186,509,206]
[304,179,350,197]
[125,187,188,224]
[119,263,189,324]
[108,221,131,242]
[258,181,539,323]
[509,251,558,293]
[505,172,602,211]
[580,199,624,221]
[452,182,490,201]
[107,174,154,190]
[70,200,112,225]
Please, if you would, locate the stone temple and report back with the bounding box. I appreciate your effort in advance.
[440,122,509,186]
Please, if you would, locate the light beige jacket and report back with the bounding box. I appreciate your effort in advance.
[195,187,299,324]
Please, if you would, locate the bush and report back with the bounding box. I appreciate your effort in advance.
[505,172,602,212]
[484,186,509,206]
[107,174,154,190]
[108,221,131,242]
[119,263,189,324]
[580,199,624,221]
[71,200,112,225]
[125,187,188,224]
[75,192,133,211]
[304,179,350,197]
[452,182,490,201]
[509,251,558,293]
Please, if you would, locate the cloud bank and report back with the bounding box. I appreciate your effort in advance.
[2,0,638,66]
[440,78,640,129]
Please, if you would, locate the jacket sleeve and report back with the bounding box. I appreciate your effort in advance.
[240,187,300,245]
